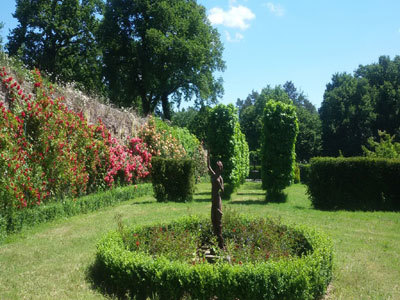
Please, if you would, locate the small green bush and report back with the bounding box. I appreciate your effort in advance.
[94,215,333,300]
[307,157,400,210]
[0,184,153,243]
[151,157,195,202]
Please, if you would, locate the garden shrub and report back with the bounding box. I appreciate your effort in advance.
[261,100,299,201]
[140,117,208,183]
[94,215,333,300]
[151,157,195,202]
[0,66,151,214]
[307,157,400,210]
[154,118,208,182]
[105,137,151,187]
[0,183,153,242]
[208,104,249,199]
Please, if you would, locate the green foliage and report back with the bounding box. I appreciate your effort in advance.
[320,56,400,157]
[362,130,400,159]
[307,157,400,211]
[237,86,291,152]
[356,56,400,138]
[99,0,225,117]
[295,106,322,162]
[95,214,333,300]
[188,106,211,144]
[151,157,195,202]
[293,164,301,184]
[298,163,311,184]
[207,104,249,198]
[6,0,104,93]
[172,106,211,145]
[237,84,321,162]
[0,184,152,242]
[140,117,207,182]
[171,107,198,129]
[320,73,377,156]
[261,101,299,199]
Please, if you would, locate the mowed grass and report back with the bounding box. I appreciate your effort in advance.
[0,182,399,299]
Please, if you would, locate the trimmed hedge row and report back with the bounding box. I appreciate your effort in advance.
[307,157,400,210]
[94,215,333,300]
[0,184,153,242]
[151,157,195,202]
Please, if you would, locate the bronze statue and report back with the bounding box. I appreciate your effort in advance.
[207,150,225,249]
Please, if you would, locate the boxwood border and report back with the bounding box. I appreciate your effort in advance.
[94,215,333,300]
[0,183,153,243]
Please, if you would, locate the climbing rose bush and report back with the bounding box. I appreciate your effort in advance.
[139,116,186,159]
[105,137,151,187]
[0,67,151,211]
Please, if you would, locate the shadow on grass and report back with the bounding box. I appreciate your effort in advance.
[130,201,156,205]
[292,205,309,210]
[236,192,265,196]
[230,200,267,205]
[193,198,211,203]
[195,192,211,196]
[86,259,128,300]
[266,191,288,203]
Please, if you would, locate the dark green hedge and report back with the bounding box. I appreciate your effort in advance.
[299,163,311,184]
[94,216,333,300]
[0,184,152,243]
[307,157,400,210]
[151,157,195,202]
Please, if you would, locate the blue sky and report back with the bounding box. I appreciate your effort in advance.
[1,0,400,109]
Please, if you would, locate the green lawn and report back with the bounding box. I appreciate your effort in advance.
[0,182,399,299]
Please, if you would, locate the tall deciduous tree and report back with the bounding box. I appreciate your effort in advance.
[238,85,291,152]
[320,56,400,157]
[355,56,400,138]
[7,0,104,93]
[319,73,377,156]
[283,81,321,161]
[261,100,298,201]
[99,0,225,119]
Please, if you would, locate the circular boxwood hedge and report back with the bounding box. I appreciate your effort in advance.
[94,215,333,300]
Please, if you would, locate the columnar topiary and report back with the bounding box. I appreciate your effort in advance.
[261,100,299,201]
[208,104,249,198]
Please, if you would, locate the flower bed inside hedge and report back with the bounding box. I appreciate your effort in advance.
[95,214,333,300]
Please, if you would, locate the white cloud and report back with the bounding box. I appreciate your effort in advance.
[208,5,255,30]
[264,2,285,17]
[225,31,244,43]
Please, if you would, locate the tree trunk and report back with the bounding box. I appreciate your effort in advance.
[161,93,172,120]
[141,95,152,116]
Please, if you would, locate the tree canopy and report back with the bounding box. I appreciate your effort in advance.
[237,83,320,162]
[99,0,225,119]
[320,56,400,156]
[7,0,104,93]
